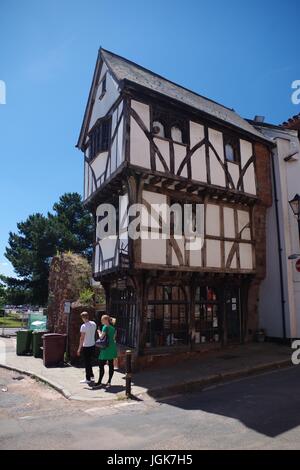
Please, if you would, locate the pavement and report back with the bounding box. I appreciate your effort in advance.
[0,336,294,402]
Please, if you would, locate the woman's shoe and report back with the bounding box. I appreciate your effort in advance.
[106,382,111,389]
[93,382,103,388]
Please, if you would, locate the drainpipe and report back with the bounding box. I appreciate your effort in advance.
[271,150,287,339]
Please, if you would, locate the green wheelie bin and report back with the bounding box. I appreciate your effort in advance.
[16,330,33,355]
[32,330,47,358]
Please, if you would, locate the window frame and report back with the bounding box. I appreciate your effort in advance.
[146,285,189,348]
[98,73,107,100]
[194,286,220,344]
[224,133,240,164]
[89,116,111,160]
[151,106,189,145]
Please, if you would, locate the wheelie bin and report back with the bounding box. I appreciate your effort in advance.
[16,330,33,355]
[32,330,48,358]
[43,333,67,367]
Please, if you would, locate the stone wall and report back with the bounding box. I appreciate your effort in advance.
[47,253,93,359]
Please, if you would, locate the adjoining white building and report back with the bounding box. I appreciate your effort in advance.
[250,114,300,340]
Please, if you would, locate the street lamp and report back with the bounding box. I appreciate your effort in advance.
[288,193,300,238]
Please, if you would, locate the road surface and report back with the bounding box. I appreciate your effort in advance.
[0,366,300,449]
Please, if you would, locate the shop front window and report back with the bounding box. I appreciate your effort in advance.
[146,286,188,348]
[194,287,220,344]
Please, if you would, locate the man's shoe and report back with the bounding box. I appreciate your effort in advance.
[80,379,91,384]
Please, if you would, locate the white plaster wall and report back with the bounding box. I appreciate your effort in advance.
[141,238,166,264]
[258,127,300,338]
[154,138,170,172]
[240,139,252,167]
[190,121,204,147]
[100,236,117,262]
[174,143,187,177]
[237,210,251,239]
[227,161,240,189]
[240,139,256,195]
[225,241,237,269]
[206,204,220,236]
[89,67,120,130]
[142,190,167,233]
[189,243,203,267]
[130,100,151,168]
[206,239,221,268]
[209,150,226,187]
[243,163,256,195]
[94,244,100,273]
[208,128,226,187]
[91,151,108,180]
[239,243,253,269]
[223,207,235,238]
[191,146,207,182]
[209,128,224,161]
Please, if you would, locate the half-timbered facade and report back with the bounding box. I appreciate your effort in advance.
[77,48,273,366]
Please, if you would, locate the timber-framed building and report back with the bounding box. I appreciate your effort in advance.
[77,48,273,366]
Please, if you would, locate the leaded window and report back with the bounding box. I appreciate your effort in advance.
[146,285,189,348]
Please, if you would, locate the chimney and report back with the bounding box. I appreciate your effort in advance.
[254,115,265,123]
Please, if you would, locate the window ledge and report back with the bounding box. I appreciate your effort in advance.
[152,134,188,147]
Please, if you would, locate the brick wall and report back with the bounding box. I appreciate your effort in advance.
[245,142,273,340]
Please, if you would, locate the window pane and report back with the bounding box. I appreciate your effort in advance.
[225,143,235,161]
[171,126,183,143]
[153,121,165,137]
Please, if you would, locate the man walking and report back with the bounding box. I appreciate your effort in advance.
[77,311,96,384]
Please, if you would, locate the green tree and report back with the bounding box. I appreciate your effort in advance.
[0,278,7,309]
[0,275,31,306]
[50,192,93,259]
[5,193,94,306]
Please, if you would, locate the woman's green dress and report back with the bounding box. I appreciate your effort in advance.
[99,324,117,361]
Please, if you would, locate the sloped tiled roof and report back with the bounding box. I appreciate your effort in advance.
[101,48,270,142]
[281,113,300,131]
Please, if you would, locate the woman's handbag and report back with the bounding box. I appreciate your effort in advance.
[95,335,109,349]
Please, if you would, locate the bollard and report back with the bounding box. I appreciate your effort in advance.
[125,349,132,398]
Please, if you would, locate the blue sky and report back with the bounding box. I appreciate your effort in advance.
[0,0,299,278]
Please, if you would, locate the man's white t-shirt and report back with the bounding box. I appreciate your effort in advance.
[80,321,96,347]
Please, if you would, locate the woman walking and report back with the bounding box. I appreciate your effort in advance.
[96,314,117,388]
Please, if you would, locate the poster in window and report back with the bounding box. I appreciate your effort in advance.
[207,305,213,321]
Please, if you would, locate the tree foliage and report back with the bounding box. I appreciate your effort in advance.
[5,193,94,306]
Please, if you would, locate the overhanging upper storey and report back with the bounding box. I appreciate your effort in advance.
[77,48,273,204]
